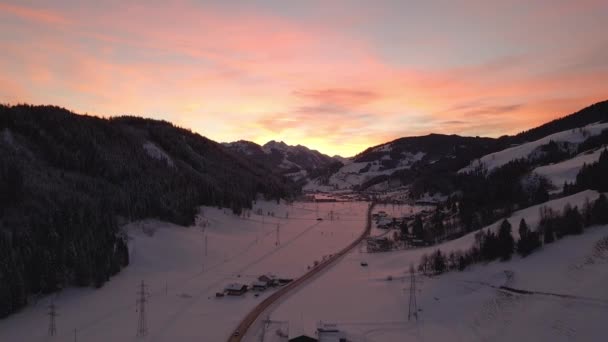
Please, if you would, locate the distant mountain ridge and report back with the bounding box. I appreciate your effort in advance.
[224,139,341,182]
[305,100,608,191]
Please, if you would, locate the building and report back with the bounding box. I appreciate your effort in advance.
[366,237,392,252]
[259,273,278,287]
[289,336,317,342]
[224,283,248,296]
[317,322,346,342]
[251,281,267,291]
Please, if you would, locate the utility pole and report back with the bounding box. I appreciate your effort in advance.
[136,280,149,337]
[205,234,208,257]
[260,315,270,342]
[408,264,418,321]
[48,302,57,336]
[275,223,280,246]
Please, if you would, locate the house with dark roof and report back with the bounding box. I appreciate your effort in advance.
[224,283,248,296]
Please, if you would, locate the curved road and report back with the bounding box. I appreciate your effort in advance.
[228,202,375,341]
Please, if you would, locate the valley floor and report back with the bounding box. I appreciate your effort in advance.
[0,201,369,341]
[264,194,608,342]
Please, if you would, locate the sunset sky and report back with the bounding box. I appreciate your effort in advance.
[1,0,607,156]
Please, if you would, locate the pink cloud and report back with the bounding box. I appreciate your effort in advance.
[0,3,69,25]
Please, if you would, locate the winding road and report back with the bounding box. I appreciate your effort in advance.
[228,202,375,341]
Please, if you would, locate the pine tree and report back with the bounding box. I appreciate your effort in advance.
[498,219,514,261]
[412,215,424,240]
[517,218,530,256]
[591,194,608,225]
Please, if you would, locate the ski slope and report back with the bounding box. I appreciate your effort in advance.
[460,122,608,173]
[0,201,369,342]
[264,191,608,342]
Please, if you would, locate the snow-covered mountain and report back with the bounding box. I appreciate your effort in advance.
[306,100,608,192]
[305,134,502,191]
[460,122,608,174]
[224,140,342,182]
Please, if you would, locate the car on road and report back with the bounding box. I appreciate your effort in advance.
[360,261,368,267]
[317,218,323,221]
[233,329,240,337]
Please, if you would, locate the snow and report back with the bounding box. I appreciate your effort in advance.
[0,201,369,342]
[460,122,608,173]
[260,191,608,342]
[533,148,605,190]
[143,141,175,167]
[304,151,425,190]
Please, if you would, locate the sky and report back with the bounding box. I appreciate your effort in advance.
[1,0,607,157]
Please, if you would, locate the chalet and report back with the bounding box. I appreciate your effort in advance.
[251,281,267,291]
[258,273,278,287]
[224,283,248,296]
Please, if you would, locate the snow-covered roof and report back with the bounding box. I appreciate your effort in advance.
[224,283,247,291]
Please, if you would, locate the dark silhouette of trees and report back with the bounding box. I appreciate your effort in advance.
[516,218,541,257]
[0,104,293,318]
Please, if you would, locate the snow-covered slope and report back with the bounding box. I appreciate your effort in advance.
[460,122,608,173]
[263,190,608,342]
[0,201,369,342]
[533,148,605,190]
[143,141,175,167]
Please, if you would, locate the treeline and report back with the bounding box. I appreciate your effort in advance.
[564,148,608,194]
[512,100,608,144]
[0,104,292,318]
[418,194,608,276]
[456,158,550,233]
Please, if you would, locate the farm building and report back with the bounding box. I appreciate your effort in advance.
[258,273,278,287]
[251,281,268,291]
[224,283,248,296]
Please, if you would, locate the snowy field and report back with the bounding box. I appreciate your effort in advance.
[0,201,369,342]
[265,191,608,342]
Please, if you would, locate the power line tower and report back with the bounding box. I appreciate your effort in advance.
[407,264,418,321]
[136,280,149,337]
[48,302,58,336]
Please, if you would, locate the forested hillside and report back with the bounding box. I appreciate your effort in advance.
[0,105,291,318]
